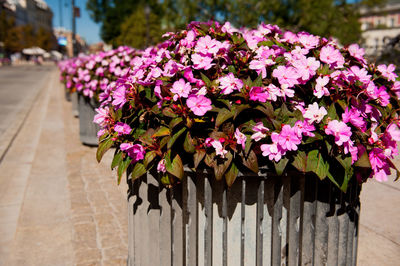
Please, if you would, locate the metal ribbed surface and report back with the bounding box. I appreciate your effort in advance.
[127,171,360,266]
[78,95,99,146]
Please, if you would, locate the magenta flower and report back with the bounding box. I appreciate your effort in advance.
[342,107,366,132]
[218,73,243,95]
[387,123,400,141]
[191,53,214,70]
[374,86,390,106]
[171,78,192,101]
[369,148,390,182]
[93,107,109,127]
[277,125,301,151]
[249,87,269,102]
[292,56,320,81]
[186,95,212,116]
[294,120,315,137]
[303,102,327,124]
[195,35,221,55]
[377,64,398,82]
[114,122,132,136]
[319,45,344,68]
[120,143,145,162]
[325,120,352,146]
[235,128,247,150]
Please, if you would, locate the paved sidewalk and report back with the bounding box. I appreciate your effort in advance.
[0,67,398,265]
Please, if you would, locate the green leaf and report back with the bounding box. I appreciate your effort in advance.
[306,150,329,180]
[96,137,114,163]
[257,40,274,47]
[167,127,186,149]
[144,151,157,168]
[152,126,170,137]
[130,163,147,182]
[233,104,251,119]
[274,158,289,176]
[252,73,263,87]
[117,157,132,185]
[327,103,339,120]
[194,149,206,168]
[354,149,371,168]
[292,151,307,172]
[166,154,184,180]
[242,150,259,173]
[200,72,212,87]
[183,132,196,153]
[216,108,234,127]
[225,162,239,187]
[214,152,233,181]
[162,107,177,118]
[111,151,123,170]
[228,65,236,74]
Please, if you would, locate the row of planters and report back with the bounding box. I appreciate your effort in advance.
[59,21,400,265]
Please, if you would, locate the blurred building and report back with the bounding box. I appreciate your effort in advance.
[54,27,88,57]
[1,0,53,32]
[360,0,400,57]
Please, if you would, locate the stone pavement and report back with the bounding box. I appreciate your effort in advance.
[0,66,399,265]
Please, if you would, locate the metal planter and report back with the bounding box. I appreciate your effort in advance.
[78,95,100,146]
[127,170,360,266]
[71,92,79,118]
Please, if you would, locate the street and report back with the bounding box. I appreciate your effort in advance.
[0,65,398,265]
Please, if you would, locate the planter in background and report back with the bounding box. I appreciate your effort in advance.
[71,92,79,118]
[78,95,100,146]
[65,90,71,102]
[127,170,360,266]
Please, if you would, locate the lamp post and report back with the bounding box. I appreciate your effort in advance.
[71,0,76,56]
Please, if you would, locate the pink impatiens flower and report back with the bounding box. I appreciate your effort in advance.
[313,76,330,98]
[218,73,243,95]
[261,143,284,162]
[319,45,344,68]
[191,53,214,70]
[157,159,167,173]
[249,87,269,102]
[272,65,301,88]
[377,64,398,82]
[186,95,212,116]
[171,78,192,101]
[211,140,228,158]
[112,85,127,110]
[325,120,352,146]
[342,107,366,131]
[93,107,110,127]
[303,102,327,124]
[120,143,146,162]
[386,123,400,141]
[251,122,269,141]
[348,44,366,64]
[235,128,247,150]
[276,125,301,151]
[195,35,222,55]
[114,122,132,136]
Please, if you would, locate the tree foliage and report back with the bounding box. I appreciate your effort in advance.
[86,0,386,47]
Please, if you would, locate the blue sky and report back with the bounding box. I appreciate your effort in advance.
[46,0,102,44]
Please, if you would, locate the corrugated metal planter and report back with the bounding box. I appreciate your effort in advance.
[127,170,360,266]
[78,95,100,146]
[65,90,71,102]
[71,92,79,118]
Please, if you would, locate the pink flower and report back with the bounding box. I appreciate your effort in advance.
[261,143,283,162]
[292,56,320,81]
[377,64,398,81]
[186,95,212,116]
[342,107,366,131]
[375,86,390,106]
[235,129,247,150]
[294,120,315,137]
[251,122,269,141]
[211,140,228,158]
[319,45,344,68]
[325,120,352,146]
[303,102,327,124]
[369,148,390,182]
[218,73,243,95]
[277,125,301,151]
[387,123,400,141]
[120,143,145,162]
[191,53,214,70]
[171,78,192,101]
[112,85,127,110]
[195,35,222,55]
[114,122,132,136]
[298,32,320,49]
[272,66,301,88]
[348,44,366,64]
[93,107,109,127]
[249,87,268,102]
[157,159,167,173]
[313,76,330,98]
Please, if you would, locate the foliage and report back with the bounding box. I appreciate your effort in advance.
[84,21,400,191]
